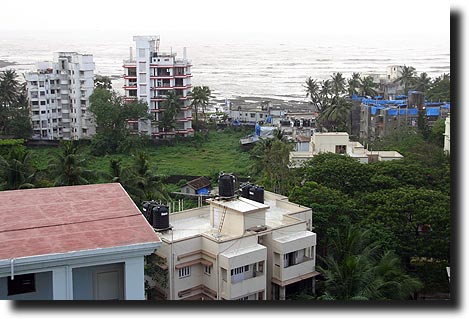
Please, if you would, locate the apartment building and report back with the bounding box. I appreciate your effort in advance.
[289,132,403,167]
[146,185,317,300]
[359,99,450,142]
[25,52,96,140]
[0,183,161,300]
[123,36,193,138]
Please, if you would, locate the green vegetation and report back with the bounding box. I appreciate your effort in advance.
[0,70,31,138]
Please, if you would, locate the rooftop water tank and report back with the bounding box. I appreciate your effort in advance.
[240,183,252,199]
[249,186,264,204]
[219,173,236,198]
[152,205,170,230]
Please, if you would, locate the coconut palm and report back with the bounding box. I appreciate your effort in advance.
[331,72,346,97]
[413,72,432,92]
[319,96,352,131]
[0,69,20,108]
[304,77,322,111]
[48,141,94,186]
[347,73,361,96]
[190,86,211,127]
[319,224,422,300]
[125,151,169,204]
[0,147,37,190]
[359,76,378,97]
[159,90,181,133]
[393,65,417,96]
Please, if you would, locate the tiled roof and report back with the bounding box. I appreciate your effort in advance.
[186,176,211,190]
[0,183,160,261]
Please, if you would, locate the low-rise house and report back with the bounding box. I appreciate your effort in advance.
[146,184,317,300]
[444,115,450,154]
[181,176,212,196]
[0,183,161,300]
[290,132,403,167]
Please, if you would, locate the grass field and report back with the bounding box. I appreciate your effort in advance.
[29,127,255,181]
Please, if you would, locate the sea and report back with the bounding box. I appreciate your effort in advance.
[0,29,450,104]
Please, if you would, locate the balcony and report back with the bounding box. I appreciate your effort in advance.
[272,257,315,284]
[221,273,266,300]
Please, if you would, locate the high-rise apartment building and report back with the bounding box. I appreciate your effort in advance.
[25,52,96,140]
[123,36,193,138]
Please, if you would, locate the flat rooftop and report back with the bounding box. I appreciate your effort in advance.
[159,192,307,242]
[0,183,161,261]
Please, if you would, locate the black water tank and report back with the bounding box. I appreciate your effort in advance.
[142,201,156,224]
[152,205,170,229]
[240,183,252,198]
[219,174,236,198]
[249,186,264,204]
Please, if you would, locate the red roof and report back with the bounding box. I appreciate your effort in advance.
[0,183,160,261]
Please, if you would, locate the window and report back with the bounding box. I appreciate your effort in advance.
[283,251,299,268]
[204,265,212,275]
[250,113,255,118]
[335,145,347,154]
[8,274,36,295]
[178,266,191,278]
[237,296,249,300]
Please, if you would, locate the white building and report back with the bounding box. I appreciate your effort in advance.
[0,183,161,300]
[444,115,450,154]
[290,132,403,167]
[147,189,317,300]
[25,52,96,140]
[123,36,193,138]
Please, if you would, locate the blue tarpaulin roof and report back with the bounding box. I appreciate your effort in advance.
[408,108,418,115]
[388,109,398,116]
[426,107,440,116]
[196,187,210,195]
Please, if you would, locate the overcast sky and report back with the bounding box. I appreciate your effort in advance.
[0,0,452,38]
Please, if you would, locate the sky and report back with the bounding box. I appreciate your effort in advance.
[0,0,450,39]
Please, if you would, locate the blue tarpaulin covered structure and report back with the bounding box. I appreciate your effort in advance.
[426,107,440,116]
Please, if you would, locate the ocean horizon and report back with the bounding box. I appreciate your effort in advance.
[0,29,450,103]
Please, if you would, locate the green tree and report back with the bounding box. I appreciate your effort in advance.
[0,70,31,137]
[319,225,422,300]
[159,90,181,134]
[304,77,322,111]
[347,72,361,96]
[89,88,149,154]
[289,181,358,256]
[319,96,352,131]
[393,65,417,95]
[413,72,432,92]
[190,86,211,128]
[124,151,169,204]
[359,76,378,97]
[0,147,36,190]
[330,72,346,97]
[301,153,373,196]
[251,131,293,195]
[94,75,113,90]
[48,140,94,186]
[426,73,450,102]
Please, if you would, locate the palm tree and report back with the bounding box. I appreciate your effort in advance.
[347,73,361,96]
[0,69,21,134]
[304,77,322,111]
[318,224,422,300]
[331,72,346,97]
[413,72,432,92]
[190,86,211,128]
[0,69,20,108]
[393,65,417,96]
[48,141,94,186]
[0,147,36,190]
[125,151,169,204]
[159,90,181,134]
[319,96,352,131]
[359,76,378,97]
